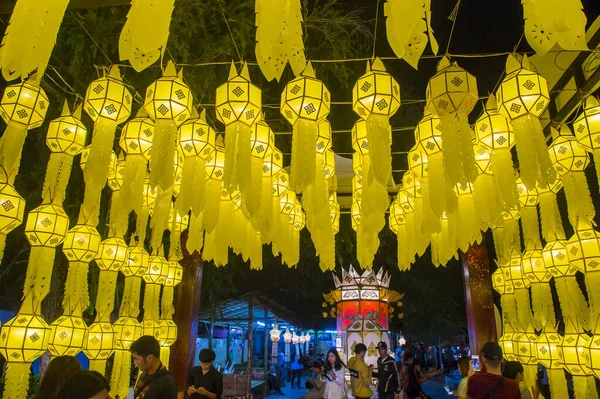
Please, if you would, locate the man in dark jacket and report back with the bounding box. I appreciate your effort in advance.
[131,335,178,399]
[187,349,224,399]
[372,342,399,399]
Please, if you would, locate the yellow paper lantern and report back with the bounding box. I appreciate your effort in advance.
[158,319,177,347]
[48,315,87,357]
[352,119,369,155]
[216,63,261,127]
[179,110,216,160]
[522,249,550,284]
[281,62,330,124]
[316,120,332,154]
[513,329,538,365]
[107,157,125,191]
[499,327,517,361]
[351,199,362,232]
[280,191,297,215]
[574,96,600,152]
[83,321,115,361]
[144,63,193,125]
[119,112,154,160]
[548,126,589,175]
[24,203,69,247]
[0,80,49,129]
[416,112,443,156]
[46,106,87,155]
[164,260,183,287]
[566,227,600,273]
[0,182,25,235]
[559,321,592,376]
[84,66,132,124]
[492,267,512,295]
[503,252,530,290]
[113,316,142,350]
[543,240,576,278]
[323,149,336,180]
[145,255,170,285]
[475,95,515,150]
[426,57,478,116]
[96,237,128,272]
[353,57,400,118]
[122,246,150,277]
[62,224,101,262]
[0,314,50,362]
[536,329,562,369]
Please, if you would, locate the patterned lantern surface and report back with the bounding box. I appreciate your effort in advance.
[62,225,101,262]
[48,315,87,357]
[548,128,589,175]
[316,120,332,154]
[560,327,592,376]
[84,67,132,123]
[0,80,49,128]
[503,251,530,290]
[283,328,292,343]
[96,237,128,272]
[522,249,550,283]
[281,63,330,124]
[0,183,25,234]
[113,317,142,350]
[492,267,513,295]
[573,96,600,152]
[25,204,69,247]
[179,114,216,159]
[280,191,297,215]
[496,63,550,119]
[330,198,340,234]
[475,95,515,150]
[205,144,225,181]
[46,112,87,155]
[544,240,576,278]
[80,147,117,175]
[158,319,177,347]
[352,119,369,155]
[145,255,169,285]
[352,57,400,119]
[567,227,600,273]
[513,330,538,365]
[119,114,154,160]
[426,56,478,116]
[416,112,443,156]
[499,328,517,361]
[250,120,275,157]
[107,158,125,191]
[517,178,539,207]
[473,143,492,175]
[536,330,562,369]
[164,260,183,287]
[272,169,289,198]
[270,325,281,342]
[122,246,150,277]
[216,63,261,127]
[144,63,193,125]
[0,314,50,362]
[83,321,115,360]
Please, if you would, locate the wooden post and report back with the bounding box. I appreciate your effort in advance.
[209,318,214,350]
[247,295,254,393]
[461,235,497,356]
[226,325,232,366]
[170,231,204,398]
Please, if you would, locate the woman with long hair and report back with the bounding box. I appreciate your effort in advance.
[57,371,110,399]
[32,356,83,399]
[323,349,346,399]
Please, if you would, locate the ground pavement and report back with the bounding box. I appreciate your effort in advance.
[265,375,453,399]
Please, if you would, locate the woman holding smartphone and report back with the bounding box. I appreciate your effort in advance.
[323,349,346,399]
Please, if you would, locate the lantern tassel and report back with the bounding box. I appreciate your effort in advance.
[186,214,204,254]
[119,154,146,219]
[428,153,448,217]
[96,271,119,321]
[594,149,600,190]
[456,189,480,252]
[492,227,508,263]
[521,207,542,249]
[150,120,176,191]
[150,187,173,251]
[503,218,521,254]
[244,156,263,218]
[586,273,600,331]
[236,125,252,196]
[548,369,569,399]
[555,276,589,334]
[573,376,599,399]
[412,197,430,256]
[203,179,222,234]
[175,156,197,216]
[367,114,392,186]
[420,178,441,235]
[0,124,28,184]
[232,208,248,255]
[531,283,555,331]
[514,288,534,331]
[89,360,108,375]
[143,283,161,321]
[135,208,150,245]
[190,158,206,216]
[248,226,263,270]
[256,176,273,242]
[397,224,408,270]
[2,362,31,399]
[85,119,118,189]
[290,119,317,193]
[563,172,596,228]
[110,350,129,399]
[501,293,519,328]
[491,148,519,209]
[440,113,477,187]
[512,115,556,190]
[63,261,90,316]
[42,153,73,204]
[539,192,565,242]
[403,211,417,268]
[223,124,239,193]
[522,365,539,399]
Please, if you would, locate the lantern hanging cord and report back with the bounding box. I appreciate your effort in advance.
[218,0,243,62]
[445,0,462,54]
[372,0,381,59]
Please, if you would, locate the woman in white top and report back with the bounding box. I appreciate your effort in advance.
[323,349,346,399]
[456,357,472,399]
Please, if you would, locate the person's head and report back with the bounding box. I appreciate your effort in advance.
[354,343,367,359]
[503,361,525,382]
[34,355,82,399]
[312,360,323,373]
[480,342,503,370]
[326,349,343,370]
[199,349,216,372]
[130,335,161,372]
[376,341,388,358]
[58,371,109,399]
[457,357,471,378]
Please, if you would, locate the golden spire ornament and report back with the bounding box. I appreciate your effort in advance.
[281,62,330,193]
[496,54,555,191]
[216,62,262,195]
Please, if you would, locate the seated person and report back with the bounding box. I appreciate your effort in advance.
[302,361,325,399]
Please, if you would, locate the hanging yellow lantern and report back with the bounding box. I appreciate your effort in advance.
[0,77,49,185]
[63,224,101,263]
[83,321,116,373]
[573,96,600,189]
[352,57,400,187]
[244,118,274,219]
[475,94,517,209]
[426,56,478,190]
[496,54,555,190]
[143,254,169,340]
[498,325,517,361]
[202,138,226,235]
[281,62,330,193]
[96,237,128,272]
[471,143,503,230]
[330,194,340,235]
[144,61,193,190]
[107,156,125,192]
[25,203,69,247]
[216,62,262,194]
[536,328,570,398]
[0,180,25,260]
[84,67,131,124]
[48,315,87,357]
[254,146,282,243]
[47,102,87,155]
[559,317,595,399]
[513,328,538,365]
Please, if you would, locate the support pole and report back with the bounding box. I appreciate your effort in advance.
[461,235,497,356]
[226,325,232,367]
[247,295,254,394]
[263,307,269,397]
[170,231,204,398]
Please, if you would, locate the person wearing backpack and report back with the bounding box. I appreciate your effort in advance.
[466,342,521,399]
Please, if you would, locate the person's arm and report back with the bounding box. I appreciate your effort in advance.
[333,367,345,387]
[215,374,224,399]
[362,364,373,385]
[186,371,196,397]
[197,388,217,399]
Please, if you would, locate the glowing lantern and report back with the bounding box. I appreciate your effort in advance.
[143,255,169,339]
[536,329,562,369]
[330,195,340,235]
[83,321,116,373]
[107,156,125,192]
[202,139,226,235]
[573,96,600,189]
[96,237,128,272]
[281,62,330,193]
[559,319,592,377]
[513,328,538,365]
[352,57,400,186]
[63,224,101,263]
[144,61,193,190]
[113,317,142,350]
[122,246,150,278]
[244,118,274,219]
[426,56,478,190]
[25,203,69,247]
[496,54,554,190]
[48,315,87,357]
[499,326,517,361]
[47,102,87,155]
[216,62,262,195]
[0,181,25,259]
[85,66,131,124]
